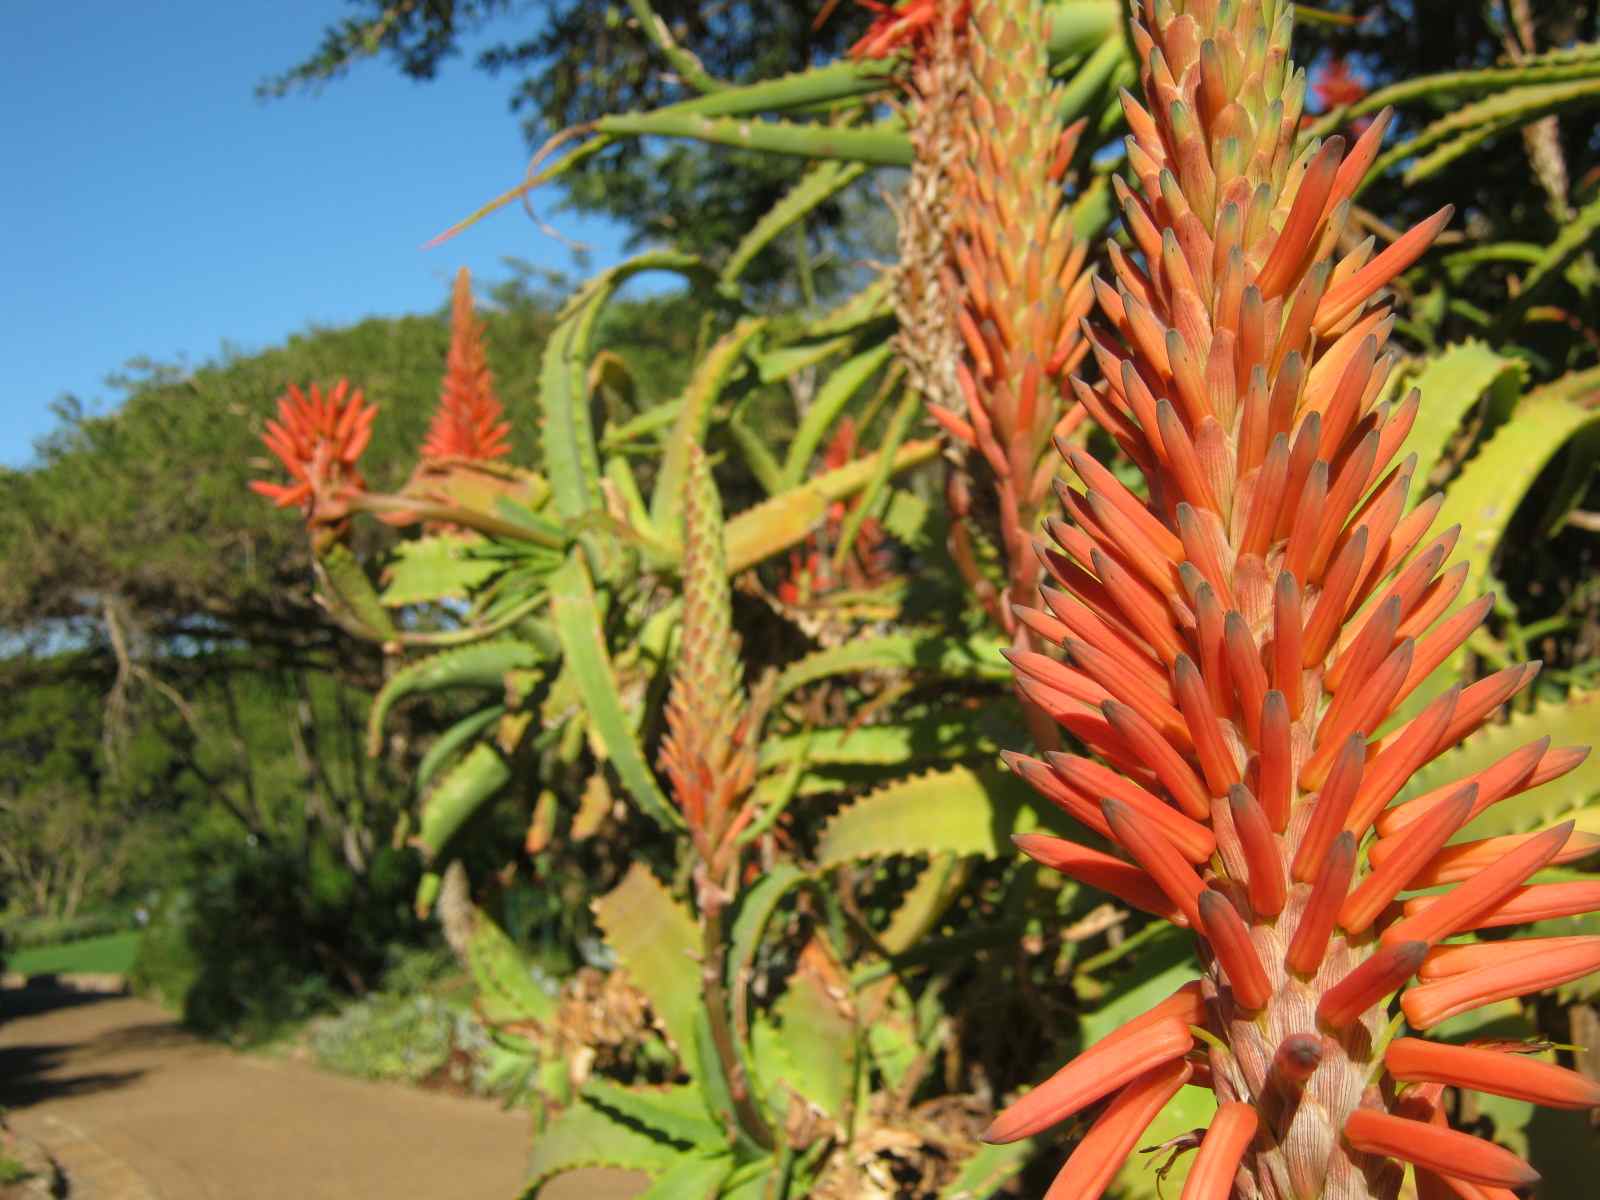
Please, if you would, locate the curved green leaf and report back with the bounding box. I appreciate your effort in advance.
[380,535,505,606]
[780,343,895,489]
[650,316,768,541]
[724,437,940,573]
[634,1154,733,1200]
[1400,342,1525,505]
[464,900,559,1026]
[775,632,1009,698]
[758,716,1011,771]
[1498,190,1600,331]
[318,542,398,639]
[722,160,867,287]
[726,864,809,1004]
[592,863,701,1061]
[416,705,505,792]
[815,765,1058,867]
[367,641,544,755]
[763,952,857,1122]
[937,1141,1039,1200]
[522,1100,684,1198]
[580,1079,724,1150]
[1438,375,1600,594]
[542,250,715,520]
[595,112,911,167]
[549,553,678,830]
[417,741,511,860]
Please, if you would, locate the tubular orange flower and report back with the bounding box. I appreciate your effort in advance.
[981,1,1597,1195]
[1385,1037,1600,1110]
[250,378,375,526]
[1343,1110,1539,1190]
[420,267,510,463]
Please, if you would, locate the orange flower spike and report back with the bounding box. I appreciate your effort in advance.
[1181,1102,1259,1200]
[1386,1038,1600,1110]
[422,268,510,463]
[1317,940,1427,1030]
[1102,699,1212,821]
[1343,1109,1539,1190]
[990,1,1597,1193]
[1175,656,1241,796]
[1041,1059,1194,1200]
[982,1016,1193,1143]
[1403,938,1600,1029]
[1269,1032,1326,1094]
[1199,888,1273,1010]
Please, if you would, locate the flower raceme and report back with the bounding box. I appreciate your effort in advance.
[420,267,511,463]
[249,378,375,526]
[985,2,1598,1198]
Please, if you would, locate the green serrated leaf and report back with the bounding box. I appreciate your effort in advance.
[722,160,867,287]
[1079,930,1199,1046]
[633,1153,733,1200]
[726,864,809,1007]
[417,742,511,860]
[593,863,701,1062]
[318,542,399,639]
[595,112,912,167]
[542,250,715,520]
[815,765,1065,867]
[580,1080,725,1150]
[1400,342,1526,504]
[936,1140,1039,1200]
[797,275,894,341]
[766,955,857,1122]
[522,1100,684,1197]
[881,853,969,957]
[752,333,852,384]
[724,437,939,572]
[775,632,1009,698]
[1112,1084,1217,1200]
[416,705,505,792]
[759,715,1013,771]
[367,640,544,755]
[465,900,558,1026]
[380,536,506,606]
[780,343,895,490]
[650,317,767,543]
[549,553,679,830]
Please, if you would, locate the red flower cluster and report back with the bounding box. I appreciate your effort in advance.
[849,0,971,60]
[250,379,375,523]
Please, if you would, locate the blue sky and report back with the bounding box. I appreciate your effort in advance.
[2,1,634,467]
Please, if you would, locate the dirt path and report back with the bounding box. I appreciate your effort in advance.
[0,987,641,1200]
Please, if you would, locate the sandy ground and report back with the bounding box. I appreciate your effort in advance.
[0,987,642,1200]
